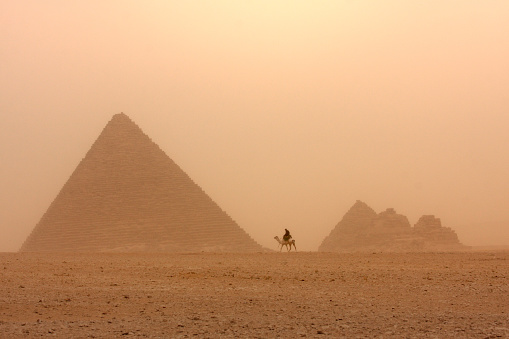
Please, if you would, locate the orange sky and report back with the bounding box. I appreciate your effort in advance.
[1,1,508,251]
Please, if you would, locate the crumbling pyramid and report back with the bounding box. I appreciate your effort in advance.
[318,200,377,251]
[318,200,467,252]
[20,113,263,252]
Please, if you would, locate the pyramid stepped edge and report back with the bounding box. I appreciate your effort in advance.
[20,113,263,252]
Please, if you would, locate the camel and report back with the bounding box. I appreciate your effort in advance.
[274,236,297,252]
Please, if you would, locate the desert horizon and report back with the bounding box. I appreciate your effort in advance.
[11,113,489,255]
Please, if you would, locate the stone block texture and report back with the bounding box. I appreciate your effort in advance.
[20,113,263,252]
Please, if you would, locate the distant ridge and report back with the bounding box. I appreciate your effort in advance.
[20,113,263,252]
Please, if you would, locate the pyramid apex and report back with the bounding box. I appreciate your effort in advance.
[352,200,373,210]
[112,112,131,120]
[346,200,377,217]
[101,112,141,137]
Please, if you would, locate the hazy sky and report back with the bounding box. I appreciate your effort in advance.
[1,1,508,252]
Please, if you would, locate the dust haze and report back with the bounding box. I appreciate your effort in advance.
[1,1,508,251]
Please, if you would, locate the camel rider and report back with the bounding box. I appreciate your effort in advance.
[283,228,292,242]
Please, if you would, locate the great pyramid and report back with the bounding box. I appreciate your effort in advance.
[319,200,467,252]
[20,113,263,252]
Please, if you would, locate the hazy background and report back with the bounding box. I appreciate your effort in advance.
[1,1,508,252]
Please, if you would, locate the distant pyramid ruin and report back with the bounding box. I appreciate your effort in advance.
[20,113,263,252]
[318,200,467,252]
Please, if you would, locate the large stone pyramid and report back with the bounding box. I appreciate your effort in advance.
[20,113,263,252]
[319,200,467,252]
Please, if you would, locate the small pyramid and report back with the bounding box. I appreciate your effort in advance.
[319,200,467,252]
[413,215,465,250]
[20,113,263,252]
[318,200,376,251]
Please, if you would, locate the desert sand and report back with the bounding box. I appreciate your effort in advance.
[1,251,507,338]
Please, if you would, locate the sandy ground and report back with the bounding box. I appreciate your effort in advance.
[0,251,507,338]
